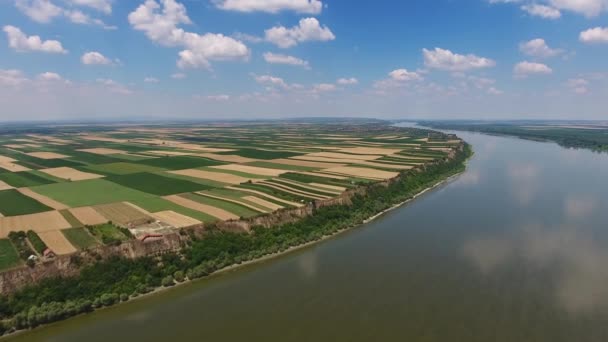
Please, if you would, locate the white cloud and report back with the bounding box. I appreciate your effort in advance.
[579,27,608,43]
[389,69,423,81]
[15,0,63,23]
[265,17,335,48]
[37,72,62,81]
[67,0,112,14]
[519,38,562,58]
[521,4,562,18]
[0,69,29,87]
[514,61,553,77]
[144,77,159,83]
[254,74,288,88]
[81,51,112,65]
[2,25,67,53]
[15,0,114,28]
[171,72,186,79]
[263,52,309,68]
[96,78,132,94]
[337,77,358,85]
[213,0,322,14]
[566,78,589,93]
[487,87,504,95]
[313,83,336,92]
[423,48,495,71]
[205,94,230,101]
[128,0,250,69]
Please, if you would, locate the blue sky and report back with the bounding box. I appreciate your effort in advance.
[1,0,607,121]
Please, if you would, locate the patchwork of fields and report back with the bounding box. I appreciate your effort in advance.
[0,123,460,271]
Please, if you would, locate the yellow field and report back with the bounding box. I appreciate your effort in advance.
[151,210,201,228]
[40,167,104,181]
[164,195,239,221]
[0,180,13,191]
[78,148,127,155]
[94,202,152,226]
[69,207,108,226]
[321,166,399,180]
[337,147,402,155]
[268,158,345,169]
[211,164,287,177]
[0,211,71,238]
[38,231,77,255]
[242,196,284,211]
[25,152,70,160]
[196,153,257,163]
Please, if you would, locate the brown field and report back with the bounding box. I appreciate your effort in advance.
[170,169,251,184]
[257,181,330,200]
[38,231,77,255]
[338,147,402,155]
[227,186,303,207]
[164,195,238,221]
[80,135,127,143]
[78,148,127,155]
[0,162,30,172]
[322,166,398,180]
[151,210,201,228]
[94,202,152,226]
[355,161,414,170]
[171,143,234,153]
[196,192,268,213]
[211,164,287,177]
[291,155,380,165]
[268,158,345,169]
[0,180,13,191]
[4,144,26,149]
[197,153,257,164]
[25,152,70,160]
[0,156,17,163]
[242,196,284,211]
[18,188,68,210]
[40,167,104,181]
[307,152,383,160]
[0,211,71,238]
[295,171,348,180]
[272,178,342,195]
[27,135,71,144]
[309,183,347,192]
[388,154,434,161]
[69,206,108,226]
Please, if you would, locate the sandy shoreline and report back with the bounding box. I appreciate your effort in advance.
[2,168,466,339]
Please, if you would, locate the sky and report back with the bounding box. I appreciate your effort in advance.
[0,0,607,121]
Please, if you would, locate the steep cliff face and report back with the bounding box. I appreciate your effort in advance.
[0,141,465,295]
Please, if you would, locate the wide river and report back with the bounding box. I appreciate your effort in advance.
[7,131,608,341]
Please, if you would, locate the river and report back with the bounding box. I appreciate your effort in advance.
[7,131,608,341]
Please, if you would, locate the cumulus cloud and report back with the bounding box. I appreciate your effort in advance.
[312,83,336,92]
[171,72,186,79]
[15,0,114,28]
[205,94,230,101]
[67,0,112,14]
[263,52,309,68]
[213,0,322,14]
[96,78,132,94]
[0,69,29,87]
[423,48,495,71]
[37,72,62,81]
[128,0,250,69]
[579,27,608,43]
[566,78,589,94]
[2,25,67,53]
[521,4,562,18]
[337,77,358,85]
[144,77,159,83]
[254,74,289,88]
[514,61,553,77]
[389,69,423,81]
[81,51,112,65]
[519,38,563,58]
[265,17,335,48]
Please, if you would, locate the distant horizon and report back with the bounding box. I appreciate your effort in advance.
[1,0,607,120]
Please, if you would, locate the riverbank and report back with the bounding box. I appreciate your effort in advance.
[0,143,472,338]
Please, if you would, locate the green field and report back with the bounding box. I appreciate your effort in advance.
[245,161,317,171]
[0,171,57,188]
[85,162,166,175]
[106,172,213,196]
[30,179,155,207]
[87,224,129,245]
[59,209,84,228]
[26,231,48,254]
[0,189,53,216]
[218,148,300,160]
[182,193,259,218]
[0,239,21,271]
[62,228,99,249]
[136,156,225,170]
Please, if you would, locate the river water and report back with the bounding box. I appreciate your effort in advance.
[7,131,608,341]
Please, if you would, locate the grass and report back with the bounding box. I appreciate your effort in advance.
[0,171,57,188]
[181,192,259,218]
[0,239,21,270]
[63,151,124,165]
[85,162,167,175]
[135,156,225,170]
[106,172,213,196]
[218,148,300,160]
[87,223,129,245]
[107,153,154,161]
[59,209,83,228]
[62,228,99,249]
[160,171,228,188]
[30,179,155,207]
[131,197,217,223]
[0,189,53,216]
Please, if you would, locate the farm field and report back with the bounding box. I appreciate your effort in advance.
[0,123,461,260]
